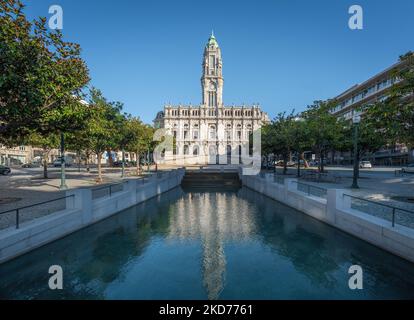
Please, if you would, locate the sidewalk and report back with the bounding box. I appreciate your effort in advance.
[0,166,160,229]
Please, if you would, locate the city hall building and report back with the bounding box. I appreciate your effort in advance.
[154,33,269,165]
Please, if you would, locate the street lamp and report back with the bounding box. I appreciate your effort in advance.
[121,149,125,178]
[59,132,68,190]
[351,114,361,189]
[294,117,305,178]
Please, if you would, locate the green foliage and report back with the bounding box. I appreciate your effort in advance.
[0,0,90,142]
[26,132,59,178]
[302,100,346,170]
[261,101,348,172]
[262,111,296,159]
[85,88,121,156]
[365,52,414,148]
[341,119,387,158]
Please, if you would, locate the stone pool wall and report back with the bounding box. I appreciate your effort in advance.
[0,169,185,264]
[240,172,414,264]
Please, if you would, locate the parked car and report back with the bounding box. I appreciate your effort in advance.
[274,160,296,167]
[113,161,130,167]
[0,165,11,175]
[53,158,72,167]
[286,161,296,167]
[359,161,372,169]
[22,162,41,168]
[402,163,414,173]
[308,161,318,167]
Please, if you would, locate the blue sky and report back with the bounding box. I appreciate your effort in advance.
[25,0,414,123]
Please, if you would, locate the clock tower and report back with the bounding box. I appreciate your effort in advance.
[201,31,223,108]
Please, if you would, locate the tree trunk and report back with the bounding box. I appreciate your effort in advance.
[297,157,300,177]
[283,154,288,175]
[301,152,309,168]
[85,151,90,173]
[43,151,48,179]
[97,152,102,183]
[136,150,140,176]
[85,155,90,173]
[106,148,113,167]
[77,151,81,173]
[320,152,325,173]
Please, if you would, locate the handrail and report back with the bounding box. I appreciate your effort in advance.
[92,182,124,197]
[0,195,75,229]
[292,180,327,196]
[342,193,414,227]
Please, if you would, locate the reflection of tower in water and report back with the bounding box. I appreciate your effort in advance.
[168,191,256,300]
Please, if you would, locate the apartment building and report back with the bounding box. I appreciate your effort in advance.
[330,58,411,166]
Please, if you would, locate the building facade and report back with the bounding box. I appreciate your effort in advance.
[329,58,412,166]
[0,144,62,166]
[154,33,269,165]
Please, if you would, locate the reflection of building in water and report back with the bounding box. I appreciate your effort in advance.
[167,192,257,299]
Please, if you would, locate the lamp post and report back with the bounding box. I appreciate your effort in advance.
[121,149,125,178]
[59,132,68,190]
[351,114,361,189]
[294,117,305,177]
[147,148,150,173]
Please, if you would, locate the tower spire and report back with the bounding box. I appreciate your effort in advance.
[202,31,223,108]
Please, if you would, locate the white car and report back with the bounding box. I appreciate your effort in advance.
[402,163,414,173]
[359,161,372,169]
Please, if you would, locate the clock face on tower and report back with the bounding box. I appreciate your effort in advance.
[209,82,216,91]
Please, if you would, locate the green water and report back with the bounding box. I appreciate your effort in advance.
[1,187,414,300]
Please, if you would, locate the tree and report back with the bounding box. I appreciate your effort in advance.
[342,119,387,166]
[104,101,124,167]
[86,88,122,183]
[124,117,146,175]
[66,129,93,172]
[140,125,156,172]
[262,111,297,174]
[303,101,346,172]
[26,133,59,178]
[0,0,90,143]
[365,52,414,150]
[291,117,312,176]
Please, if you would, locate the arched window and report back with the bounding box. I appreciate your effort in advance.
[226,124,232,140]
[183,124,189,140]
[227,145,232,165]
[193,145,199,156]
[183,145,189,155]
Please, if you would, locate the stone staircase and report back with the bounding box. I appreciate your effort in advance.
[181,170,241,189]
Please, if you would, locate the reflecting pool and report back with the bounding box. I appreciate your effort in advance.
[1,187,414,299]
